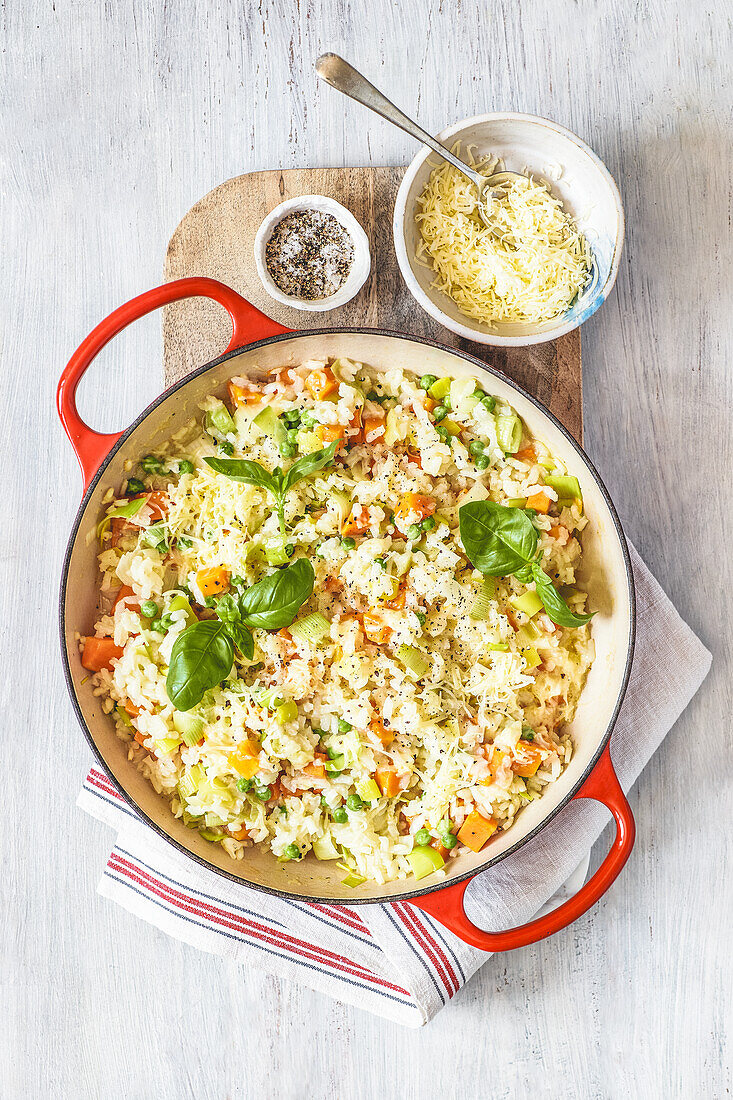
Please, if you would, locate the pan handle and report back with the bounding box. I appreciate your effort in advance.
[57,277,290,489]
[409,743,635,951]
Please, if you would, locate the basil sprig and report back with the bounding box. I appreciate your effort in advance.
[166,558,315,711]
[205,440,338,535]
[459,501,593,629]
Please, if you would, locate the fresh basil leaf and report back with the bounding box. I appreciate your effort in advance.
[281,440,338,494]
[531,565,595,628]
[204,457,279,495]
[214,594,255,659]
[514,563,535,584]
[239,557,314,630]
[459,501,539,576]
[166,620,234,711]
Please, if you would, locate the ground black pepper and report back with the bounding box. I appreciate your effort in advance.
[264,209,354,300]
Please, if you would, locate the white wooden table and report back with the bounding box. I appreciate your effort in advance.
[3,1,730,1096]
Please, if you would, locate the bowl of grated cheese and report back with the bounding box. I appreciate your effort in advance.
[393,113,624,346]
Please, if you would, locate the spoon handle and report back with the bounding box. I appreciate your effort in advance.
[315,53,484,190]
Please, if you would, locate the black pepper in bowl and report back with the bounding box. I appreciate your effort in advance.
[264,209,355,300]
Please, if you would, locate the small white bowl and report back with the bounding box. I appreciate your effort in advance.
[393,113,625,346]
[254,195,371,312]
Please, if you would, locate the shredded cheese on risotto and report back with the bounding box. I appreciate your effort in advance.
[82,357,595,886]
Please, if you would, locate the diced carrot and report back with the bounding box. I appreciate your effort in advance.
[228,824,251,841]
[324,575,343,594]
[526,491,551,514]
[196,566,230,597]
[124,700,141,718]
[515,446,537,464]
[303,753,328,779]
[315,423,347,447]
[406,451,423,469]
[424,397,437,413]
[549,525,563,539]
[81,637,124,672]
[113,585,140,612]
[134,730,148,748]
[361,612,391,645]
[480,748,510,785]
[394,492,435,526]
[433,841,450,861]
[228,739,261,779]
[342,503,371,538]
[305,366,339,401]
[511,743,543,777]
[228,379,261,406]
[361,414,385,443]
[369,716,395,747]
[457,810,499,852]
[144,491,169,522]
[375,766,409,797]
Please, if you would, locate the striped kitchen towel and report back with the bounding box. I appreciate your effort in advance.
[77,546,711,1026]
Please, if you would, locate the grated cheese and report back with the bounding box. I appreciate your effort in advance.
[415,146,592,326]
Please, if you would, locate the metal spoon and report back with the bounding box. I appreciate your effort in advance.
[315,53,526,235]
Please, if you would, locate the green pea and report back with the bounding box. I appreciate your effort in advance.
[236,777,252,792]
[285,543,295,558]
[341,536,355,551]
[287,428,299,443]
[407,524,421,540]
[150,620,166,633]
[300,411,316,429]
[420,516,435,532]
[141,600,158,619]
[253,784,271,801]
[332,807,348,824]
[320,795,330,809]
[521,725,535,741]
[442,832,458,850]
[481,394,497,412]
[141,455,164,474]
[414,828,431,846]
[419,374,438,390]
[219,440,234,456]
[346,793,363,811]
[338,719,352,734]
[468,440,485,456]
[284,843,301,861]
[441,394,452,411]
[279,441,296,458]
[435,425,449,441]
[159,614,173,630]
[178,460,195,474]
[432,405,448,422]
[126,477,145,494]
[283,409,301,426]
[415,611,426,626]
[475,454,490,470]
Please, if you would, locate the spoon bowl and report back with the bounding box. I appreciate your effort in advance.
[315,53,527,234]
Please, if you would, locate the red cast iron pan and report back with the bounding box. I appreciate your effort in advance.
[58,277,635,951]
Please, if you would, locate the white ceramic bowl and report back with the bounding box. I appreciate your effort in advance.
[393,113,625,346]
[254,195,371,312]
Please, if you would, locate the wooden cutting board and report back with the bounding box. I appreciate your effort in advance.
[163,167,582,441]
